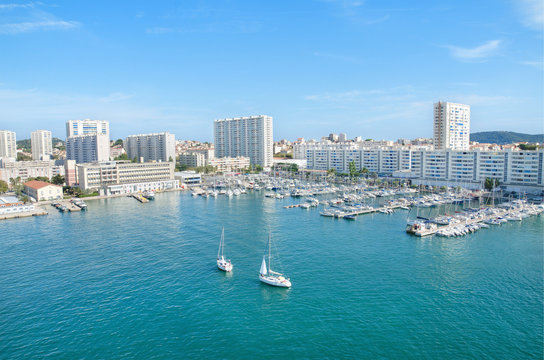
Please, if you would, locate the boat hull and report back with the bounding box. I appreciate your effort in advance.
[217,260,233,272]
[259,275,291,288]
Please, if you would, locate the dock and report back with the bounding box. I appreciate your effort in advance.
[51,200,82,212]
[319,204,405,218]
[0,209,48,220]
[131,194,149,203]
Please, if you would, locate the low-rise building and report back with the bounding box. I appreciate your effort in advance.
[179,152,207,168]
[76,161,178,195]
[208,157,250,172]
[23,180,63,201]
[0,196,36,215]
[175,171,202,185]
[0,159,65,183]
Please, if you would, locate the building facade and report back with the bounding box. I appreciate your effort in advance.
[433,101,470,150]
[66,119,110,138]
[76,161,176,192]
[208,157,250,173]
[0,196,36,215]
[214,115,273,167]
[66,134,110,164]
[23,180,63,201]
[124,132,176,163]
[31,130,53,160]
[179,152,207,168]
[0,130,16,159]
[0,159,65,183]
[302,146,544,192]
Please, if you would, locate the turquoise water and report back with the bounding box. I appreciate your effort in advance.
[1,192,542,359]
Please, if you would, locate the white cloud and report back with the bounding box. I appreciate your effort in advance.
[517,0,544,30]
[0,2,79,35]
[0,3,35,9]
[445,40,501,61]
[0,20,79,34]
[519,60,544,69]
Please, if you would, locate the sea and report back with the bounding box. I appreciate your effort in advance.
[0,191,542,359]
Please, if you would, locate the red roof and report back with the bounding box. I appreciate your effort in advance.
[23,180,60,190]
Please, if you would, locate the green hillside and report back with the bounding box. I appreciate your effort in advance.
[470,131,543,144]
[16,138,65,151]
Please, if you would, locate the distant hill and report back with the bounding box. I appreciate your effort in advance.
[17,138,65,151]
[470,131,544,145]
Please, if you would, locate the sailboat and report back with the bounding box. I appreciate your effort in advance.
[259,232,291,288]
[217,228,233,272]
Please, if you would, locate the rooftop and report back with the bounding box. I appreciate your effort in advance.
[23,180,60,190]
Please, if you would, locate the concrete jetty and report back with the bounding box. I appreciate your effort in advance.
[131,194,149,203]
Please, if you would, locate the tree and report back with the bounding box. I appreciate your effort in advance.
[114,153,129,160]
[484,177,500,191]
[289,164,299,173]
[27,176,50,183]
[176,163,188,171]
[519,144,537,150]
[169,156,174,162]
[348,161,358,179]
[113,139,124,146]
[51,174,65,185]
[132,157,138,163]
[0,180,8,193]
[17,153,32,161]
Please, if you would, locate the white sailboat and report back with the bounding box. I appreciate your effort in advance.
[217,228,233,272]
[259,232,291,288]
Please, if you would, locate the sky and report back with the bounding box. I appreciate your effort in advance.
[0,0,542,142]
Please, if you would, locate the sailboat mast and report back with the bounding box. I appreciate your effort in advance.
[218,227,224,258]
[268,232,271,272]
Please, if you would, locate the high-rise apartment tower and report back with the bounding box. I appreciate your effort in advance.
[214,115,273,167]
[31,130,53,160]
[433,101,470,150]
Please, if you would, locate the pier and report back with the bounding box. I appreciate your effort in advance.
[0,209,48,220]
[51,200,82,212]
[131,194,149,203]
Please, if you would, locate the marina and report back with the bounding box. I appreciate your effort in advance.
[0,190,542,359]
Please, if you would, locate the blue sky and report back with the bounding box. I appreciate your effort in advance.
[0,0,542,141]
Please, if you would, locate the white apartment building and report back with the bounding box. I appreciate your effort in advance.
[0,130,16,159]
[0,159,65,183]
[66,134,110,163]
[190,148,215,160]
[31,130,53,160]
[507,151,542,186]
[208,157,250,173]
[179,152,207,168]
[66,119,109,138]
[433,101,470,150]
[124,132,176,163]
[293,141,358,160]
[214,115,273,167]
[302,145,543,192]
[76,161,177,194]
